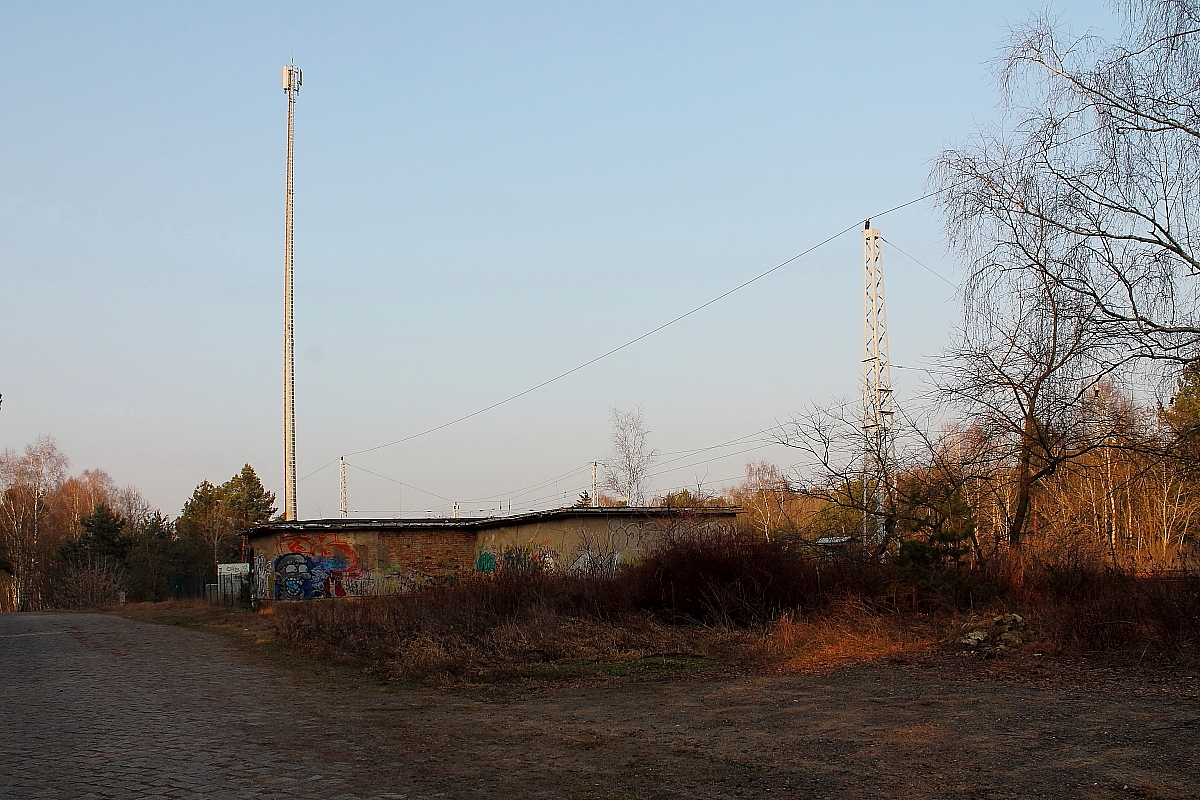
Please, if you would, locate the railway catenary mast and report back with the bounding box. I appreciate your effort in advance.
[282,62,302,521]
[861,221,894,555]
[339,457,349,518]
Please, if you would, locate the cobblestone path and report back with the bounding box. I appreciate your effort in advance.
[3,611,1199,799]
[0,612,412,800]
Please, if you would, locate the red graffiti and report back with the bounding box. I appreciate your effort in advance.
[275,533,365,579]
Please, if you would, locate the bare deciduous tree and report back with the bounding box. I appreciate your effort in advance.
[0,436,69,610]
[55,469,118,540]
[731,461,794,539]
[934,0,1200,370]
[779,398,988,559]
[936,265,1118,548]
[601,406,658,507]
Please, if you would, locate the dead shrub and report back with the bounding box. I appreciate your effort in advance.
[996,557,1200,661]
[49,556,127,609]
[618,527,891,625]
[269,533,1200,682]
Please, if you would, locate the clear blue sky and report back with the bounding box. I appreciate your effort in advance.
[0,1,1118,518]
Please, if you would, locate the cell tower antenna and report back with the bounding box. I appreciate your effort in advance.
[282,61,302,521]
[339,457,348,518]
[862,222,894,555]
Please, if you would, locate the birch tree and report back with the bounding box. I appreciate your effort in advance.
[934,0,1200,370]
[601,406,658,507]
[0,437,68,610]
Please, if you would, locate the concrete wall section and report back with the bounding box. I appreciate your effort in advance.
[472,514,657,573]
[244,508,740,600]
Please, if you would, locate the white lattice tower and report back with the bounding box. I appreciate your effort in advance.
[339,457,348,518]
[862,223,894,552]
[282,62,302,521]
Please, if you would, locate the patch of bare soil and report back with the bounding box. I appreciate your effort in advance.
[107,603,1200,799]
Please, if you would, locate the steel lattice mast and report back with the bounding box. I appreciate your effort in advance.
[339,457,348,518]
[282,62,302,521]
[862,221,893,553]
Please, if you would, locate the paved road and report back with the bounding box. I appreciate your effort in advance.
[1,612,409,800]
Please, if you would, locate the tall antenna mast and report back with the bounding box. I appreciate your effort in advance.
[862,221,894,554]
[282,61,302,521]
[339,457,348,518]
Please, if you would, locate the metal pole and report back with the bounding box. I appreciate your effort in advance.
[591,462,599,507]
[282,62,302,521]
[339,457,348,518]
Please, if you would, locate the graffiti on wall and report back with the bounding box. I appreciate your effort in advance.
[252,552,272,600]
[475,542,558,574]
[568,519,647,575]
[603,519,647,553]
[475,521,652,575]
[273,533,365,601]
[569,550,620,574]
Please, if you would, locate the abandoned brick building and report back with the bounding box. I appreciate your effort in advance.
[242,506,739,601]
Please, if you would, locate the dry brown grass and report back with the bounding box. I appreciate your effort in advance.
[270,587,959,684]
[115,533,1200,686]
[752,600,945,673]
[270,574,749,684]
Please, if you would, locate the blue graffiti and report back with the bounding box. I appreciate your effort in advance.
[274,553,351,600]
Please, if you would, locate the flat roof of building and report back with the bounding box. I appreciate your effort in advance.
[243,505,740,537]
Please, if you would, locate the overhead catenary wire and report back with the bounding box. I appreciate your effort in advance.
[343,462,453,502]
[882,236,959,290]
[298,225,861,483]
[648,442,781,480]
[457,463,594,504]
[341,460,591,512]
[298,125,1103,485]
[333,421,794,515]
[507,395,947,509]
[340,433,776,514]
[652,424,784,462]
[342,388,951,515]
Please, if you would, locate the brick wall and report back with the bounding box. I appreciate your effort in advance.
[381,530,475,578]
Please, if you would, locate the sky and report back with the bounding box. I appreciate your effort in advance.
[0,1,1120,519]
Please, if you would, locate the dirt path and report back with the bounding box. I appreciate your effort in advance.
[2,611,1197,799]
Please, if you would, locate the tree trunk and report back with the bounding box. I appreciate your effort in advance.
[1007,414,1037,549]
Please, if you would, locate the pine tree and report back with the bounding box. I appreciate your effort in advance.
[59,504,132,562]
[1166,363,1200,434]
[222,464,276,529]
[176,479,232,569]
[175,466,276,570]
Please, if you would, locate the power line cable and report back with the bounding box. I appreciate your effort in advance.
[349,228,855,457]
[656,425,780,457]
[458,463,593,504]
[343,462,453,502]
[343,425,784,512]
[649,429,781,472]
[649,442,780,480]
[298,228,858,482]
[882,237,958,290]
[298,124,1102,482]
